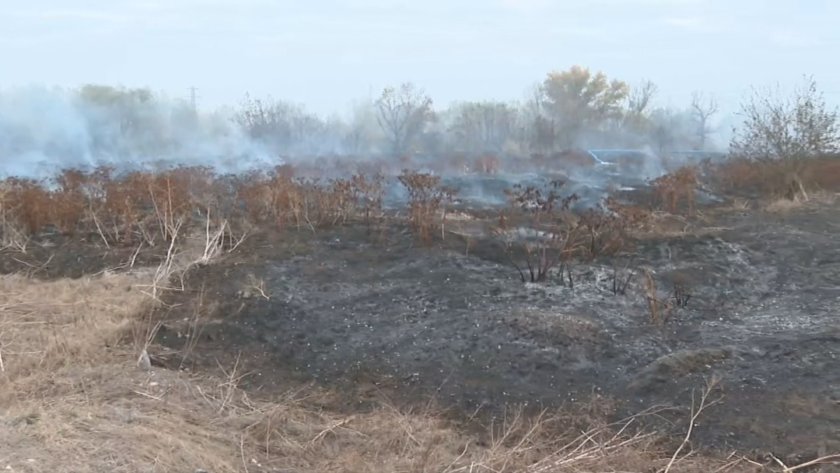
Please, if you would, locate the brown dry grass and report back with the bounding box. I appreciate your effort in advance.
[763,191,839,213]
[711,156,840,201]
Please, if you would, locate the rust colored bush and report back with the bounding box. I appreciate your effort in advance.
[397,170,457,244]
[712,156,840,200]
[575,208,632,261]
[472,155,501,174]
[1,178,53,235]
[650,166,698,216]
[351,173,385,225]
[51,170,89,235]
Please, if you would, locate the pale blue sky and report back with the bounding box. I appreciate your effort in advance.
[2,0,838,117]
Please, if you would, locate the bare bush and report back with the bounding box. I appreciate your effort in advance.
[730,76,840,161]
[500,181,581,283]
[642,270,673,326]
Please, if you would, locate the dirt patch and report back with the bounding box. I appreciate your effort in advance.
[151,203,840,460]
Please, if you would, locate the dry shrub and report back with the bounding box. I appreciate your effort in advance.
[234,170,277,224]
[0,178,53,236]
[147,171,196,241]
[0,166,230,247]
[641,271,692,326]
[472,154,501,174]
[575,207,633,261]
[501,182,581,283]
[650,166,699,216]
[500,182,635,284]
[235,167,312,229]
[604,197,654,230]
[95,170,197,245]
[237,166,384,232]
[100,171,151,243]
[0,165,385,248]
[642,269,673,326]
[398,170,457,244]
[712,156,840,201]
[51,169,89,235]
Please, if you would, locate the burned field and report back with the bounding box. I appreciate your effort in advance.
[152,201,840,459]
[2,160,840,468]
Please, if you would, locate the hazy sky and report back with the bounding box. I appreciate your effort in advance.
[2,0,839,118]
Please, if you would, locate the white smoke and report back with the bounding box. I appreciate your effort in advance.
[0,85,277,180]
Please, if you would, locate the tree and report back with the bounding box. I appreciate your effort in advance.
[539,65,629,148]
[624,80,659,138]
[690,91,719,150]
[730,76,840,161]
[77,85,168,155]
[448,101,518,154]
[627,80,658,116]
[234,95,326,154]
[344,100,381,155]
[648,108,696,156]
[375,83,433,157]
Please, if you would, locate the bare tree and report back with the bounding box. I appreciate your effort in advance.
[375,83,433,157]
[624,80,659,137]
[648,107,696,156]
[235,94,326,153]
[730,76,839,161]
[518,84,556,153]
[344,100,380,155]
[448,101,518,154]
[628,80,658,116]
[690,91,719,150]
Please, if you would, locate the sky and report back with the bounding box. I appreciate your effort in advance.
[2,0,839,120]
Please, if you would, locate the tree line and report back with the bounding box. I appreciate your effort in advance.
[3,65,836,168]
[238,66,839,162]
[239,65,726,159]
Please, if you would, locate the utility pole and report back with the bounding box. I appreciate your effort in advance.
[189,86,199,113]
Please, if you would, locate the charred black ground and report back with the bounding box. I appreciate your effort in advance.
[0,233,166,278]
[142,199,840,460]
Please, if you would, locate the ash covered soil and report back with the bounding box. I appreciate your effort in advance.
[0,234,166,278]
[152,203,840,459]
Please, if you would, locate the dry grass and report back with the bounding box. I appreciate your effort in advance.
[711,156,840,201]
[763,191,839,213]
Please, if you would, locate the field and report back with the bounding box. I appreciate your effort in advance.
[1,157,840,472]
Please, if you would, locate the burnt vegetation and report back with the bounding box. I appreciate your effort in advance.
[3,68,840,472]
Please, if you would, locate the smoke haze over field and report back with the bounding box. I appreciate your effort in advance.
[0,86,281,179]
[1,1,838,180]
